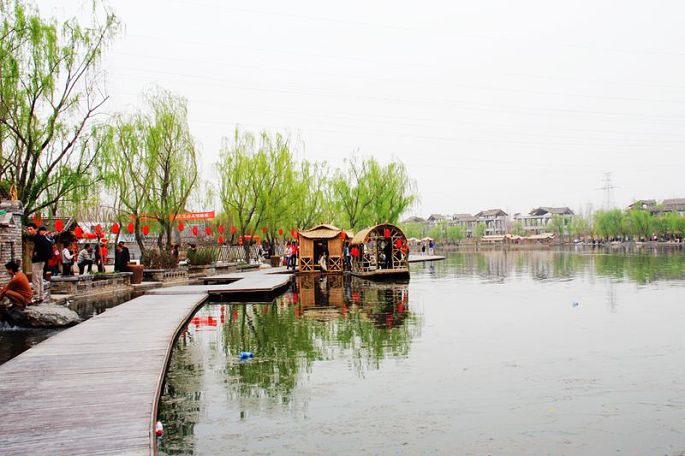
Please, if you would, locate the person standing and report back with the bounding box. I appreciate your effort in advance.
[26,224,52,303]
[343,241,351,270]
[290,241,298,271]
[62,243,75,276]
[429,239,435,256]
[114,241,131,272]
[77,244,94,275]
[284,241,292,269]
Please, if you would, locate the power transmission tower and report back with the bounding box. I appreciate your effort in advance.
[596,172,617,209]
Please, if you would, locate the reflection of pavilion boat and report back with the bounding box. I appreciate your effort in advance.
[350,224,409,279]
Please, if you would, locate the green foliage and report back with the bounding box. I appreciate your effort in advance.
[141,248,178,269]
[400,222,426,239]
[546,215,568,239]
[446,225,466,243]
[626,209,652,240]
[98,89,198,253]
[593,209,626,239]
[511,221,526,237]
[186,246,218,266]
[0,0,120,219]
[569,216,590,239]
[329,156,417,230]
[474,222,486,239]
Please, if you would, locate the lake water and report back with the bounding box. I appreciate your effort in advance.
[157,249,685,455]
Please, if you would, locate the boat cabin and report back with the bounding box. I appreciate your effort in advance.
[297,224,345,273]
[350,223,409,278]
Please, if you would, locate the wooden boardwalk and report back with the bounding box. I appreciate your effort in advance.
[0,293,206,456]
[149,267,292,296]
[408,254,446,263]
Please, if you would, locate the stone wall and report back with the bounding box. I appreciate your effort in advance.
[0,200,24,286]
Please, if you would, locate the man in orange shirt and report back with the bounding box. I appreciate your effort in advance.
[0,260,33,309]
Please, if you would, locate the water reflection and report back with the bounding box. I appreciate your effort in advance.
[157,275,417,455]
[420,249,685,284]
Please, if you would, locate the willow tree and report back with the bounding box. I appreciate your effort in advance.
[0,0,119,219]
[287,160,330,231]
[98,114,152,253]
[144,90,198,249]
[330,156,416,230]
[218,129,291,259]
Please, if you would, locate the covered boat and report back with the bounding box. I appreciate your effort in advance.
[349,224,409,279]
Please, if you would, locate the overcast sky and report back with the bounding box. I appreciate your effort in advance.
[44,0,685,217]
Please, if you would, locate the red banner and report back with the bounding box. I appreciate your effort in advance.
[175,211,215,221]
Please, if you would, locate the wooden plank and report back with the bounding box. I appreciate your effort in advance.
[408,254,446,263]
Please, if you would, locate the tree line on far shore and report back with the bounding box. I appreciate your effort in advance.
[0,0,417,260]
[401,209,685,245]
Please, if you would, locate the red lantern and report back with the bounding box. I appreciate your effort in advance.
[111,223,120,234]
[178,222,184,232]
[54,219,64,232]
[395,239,402,249]
[95,224,102,234]
[294,232,298,239]
[218,235,224,244]
[74,226,83,238]
[340,231,346,241]
[278,228,283,236]
[230,225,236,234]
[351,246,359,257]
[142,225,150,235]
[384,228,391,239]
[127,222,135,234]
[192,226,199,236]
[262,226,267,234]
[238,236,243,246]
[205,226,212,235]
[218,225,224,234]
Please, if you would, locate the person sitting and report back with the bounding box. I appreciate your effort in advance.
[0,260,33,309]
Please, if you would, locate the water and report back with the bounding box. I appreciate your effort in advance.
[0,290,140,366]
[158,250,685,455]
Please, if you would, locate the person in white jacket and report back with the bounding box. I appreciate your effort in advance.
[62,243,75,276]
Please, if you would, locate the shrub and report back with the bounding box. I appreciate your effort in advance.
[187,246,218,265]
[141,249,178,269]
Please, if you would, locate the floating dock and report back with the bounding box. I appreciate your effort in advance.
[408,254,446,262]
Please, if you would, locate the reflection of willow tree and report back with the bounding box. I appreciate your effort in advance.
[220,279,418,403]
[157,332,203,455]
[594,253,685,284]
[222,305,320,402]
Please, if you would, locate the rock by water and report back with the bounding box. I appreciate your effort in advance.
[0,302,81,328]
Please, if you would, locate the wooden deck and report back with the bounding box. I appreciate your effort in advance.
[149,267,292,296]
[0,293,206,456]
[408,254,446,263]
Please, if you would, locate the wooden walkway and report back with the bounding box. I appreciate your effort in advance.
[149,267,292,296]
[0,293,206,456]
[408,254,446,263]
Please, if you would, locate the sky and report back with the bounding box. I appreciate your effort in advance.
[42,0,685,218]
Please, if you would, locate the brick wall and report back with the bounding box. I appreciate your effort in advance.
[0,200,24,286]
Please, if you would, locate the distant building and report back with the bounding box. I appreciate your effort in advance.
[627,198,685,216]
[401,216,427,224]
[513,207,574,234]
[474,209,508,235]
[449,213,479,238]
[426,214,446,225]
[628,199,657,211]
[661,198,685,216]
